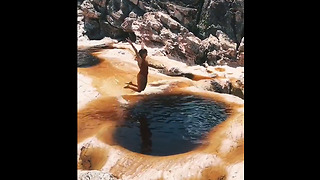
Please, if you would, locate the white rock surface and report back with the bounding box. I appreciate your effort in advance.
[78,170,117,180]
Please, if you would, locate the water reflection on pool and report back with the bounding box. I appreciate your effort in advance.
[113,94,228,156]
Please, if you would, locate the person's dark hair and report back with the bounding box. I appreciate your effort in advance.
[139,49,148,58]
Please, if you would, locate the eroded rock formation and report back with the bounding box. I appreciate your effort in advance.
[78,0,244,66]
[77,40,244,179]
[198,0,244,44]
[77,1,244,179]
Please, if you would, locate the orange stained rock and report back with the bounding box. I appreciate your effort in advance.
[77,91,244,179]
[77,47,244,180]
[214,67,226,72]
[190,74,214,81]
[78,54,171,96]
[77,96,122,143]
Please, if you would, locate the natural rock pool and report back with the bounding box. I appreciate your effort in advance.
[113,94,228,156]
[77,50,101,68]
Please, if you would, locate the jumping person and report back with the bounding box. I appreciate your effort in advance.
[124,38,149,92]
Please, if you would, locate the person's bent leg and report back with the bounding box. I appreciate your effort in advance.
[137,74,147,92]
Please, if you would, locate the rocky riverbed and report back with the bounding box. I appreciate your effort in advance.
[77,0,244,179]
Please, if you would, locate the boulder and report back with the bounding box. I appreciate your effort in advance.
[79,0,216,40]
[80,0,145,39]
[121,11,244,66]
[163,2,198,31]
[197,0,244,44]
[122,11,202,65]
[78,0,244,66]
[197,30,241,66]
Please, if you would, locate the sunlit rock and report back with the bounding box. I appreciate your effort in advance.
[77,40,244,179]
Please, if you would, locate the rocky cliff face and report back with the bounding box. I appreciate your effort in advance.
[78,0,244,66]
[77,1,244,179]
[198,0,244,44]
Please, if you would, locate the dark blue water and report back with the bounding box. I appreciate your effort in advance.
[77,50,101,68]
[113,94,228,156]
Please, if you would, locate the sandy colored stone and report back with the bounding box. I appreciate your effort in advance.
[77,40,244,180]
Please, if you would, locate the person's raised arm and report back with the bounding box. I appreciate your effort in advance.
[126,38,143,67]
[126,38,139,56]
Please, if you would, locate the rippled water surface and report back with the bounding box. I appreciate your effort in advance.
[113,94,228,156]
